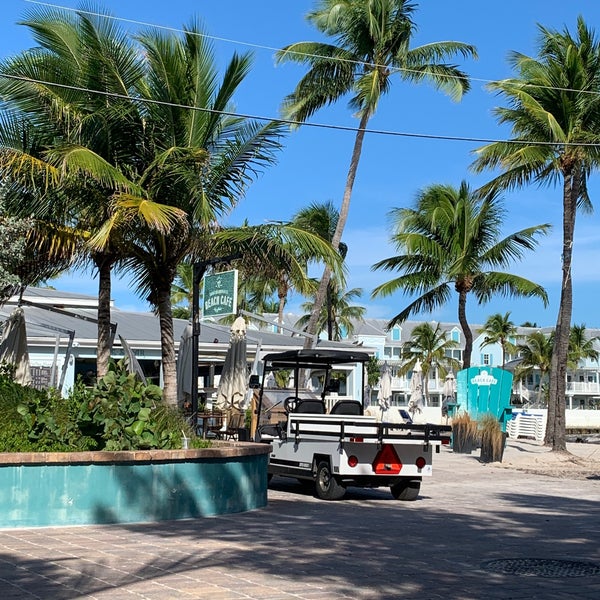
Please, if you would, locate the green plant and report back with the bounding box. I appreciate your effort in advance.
[87,359,194,450]
[0,375,95,452]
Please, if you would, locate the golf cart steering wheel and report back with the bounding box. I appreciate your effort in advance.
[284,396,299,414]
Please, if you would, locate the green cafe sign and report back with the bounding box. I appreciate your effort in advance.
[202,270,238,317]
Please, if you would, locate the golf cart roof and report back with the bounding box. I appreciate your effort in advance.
[262,348,371,370]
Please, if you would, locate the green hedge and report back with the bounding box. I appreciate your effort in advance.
[0,359,208,452]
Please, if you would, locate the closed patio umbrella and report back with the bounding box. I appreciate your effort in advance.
[377,362,393,409]
[119,335,147,384]
[215,316,248,412]
[176,323,194,407]
[0,307,32,386]
[408,360,423,415]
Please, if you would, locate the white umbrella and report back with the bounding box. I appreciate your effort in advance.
[0,307,32,386]
[215,316,248,412]
[408,360,423,414]
[377,362,393,409]
[442,372,456,401]
[176,323,194,407]
[441,371,456,419]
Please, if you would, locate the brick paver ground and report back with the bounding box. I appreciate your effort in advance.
[0,440,598,599]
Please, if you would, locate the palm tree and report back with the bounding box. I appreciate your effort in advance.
[515,330,554,407]
[471,17,600,451]
[401,322,460,403]
[292,201,348,339]
[567,324,599,369]
[0,7,175,378]
[295,280,365,341]
[210,222,341,333]
[171,261,194,320]
[371,181,550,368]
[276,0,476,347]
[479,312,518,369]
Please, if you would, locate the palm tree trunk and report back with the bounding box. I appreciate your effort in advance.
[96,255,114,378]
[303,112,369,349]
[546,169,578,451]
[457,289,472,368]
[157,284,177,405]
[326,283,334,341]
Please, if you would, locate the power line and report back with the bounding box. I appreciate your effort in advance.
[5,72,599,147]
[24,0,600,98]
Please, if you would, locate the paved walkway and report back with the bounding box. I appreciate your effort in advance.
[0,441,598,599]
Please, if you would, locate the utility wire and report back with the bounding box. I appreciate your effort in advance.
[5,72,600,147]
[24,0,600,98]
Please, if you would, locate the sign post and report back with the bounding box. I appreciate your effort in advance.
[189,262,239,428]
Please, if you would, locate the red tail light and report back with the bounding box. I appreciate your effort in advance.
[415,457,427,469]
[348,455,358,467]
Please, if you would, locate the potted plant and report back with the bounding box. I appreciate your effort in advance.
[479,413,507,463]
[451,412,478,453]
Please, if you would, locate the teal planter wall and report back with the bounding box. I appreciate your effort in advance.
[0,445,269,528]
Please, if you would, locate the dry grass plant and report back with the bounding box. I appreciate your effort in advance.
[451,412,478,453]
[479,413,506,463]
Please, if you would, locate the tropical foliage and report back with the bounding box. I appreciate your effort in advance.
[472,17,600,450]
[371,181,550,368]
[479,312,518,368]
[401,322,460,402]
[276,0,476,346]
[295,279,365,341]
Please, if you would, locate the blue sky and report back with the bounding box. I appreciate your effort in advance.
[3,0,600,328]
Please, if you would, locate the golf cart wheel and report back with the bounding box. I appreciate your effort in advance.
[315,461,346,500]
[390,478,421,501]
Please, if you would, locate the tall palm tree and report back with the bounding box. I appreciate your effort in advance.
[112,26,286,405]
[515,330,554,407]
[479,311,518,369]
[292,201,348,339]
[471,17,600,451]
[0,7,175,378]
[401,322,460,403]
[371,181,550,368]
[295,280,365,341]
[276,0,477,347]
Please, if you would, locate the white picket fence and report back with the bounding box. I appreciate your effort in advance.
[506,412,546,442]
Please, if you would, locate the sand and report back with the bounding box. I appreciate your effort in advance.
[493,437,600,479]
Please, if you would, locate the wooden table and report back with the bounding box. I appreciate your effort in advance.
[196,412,224,438]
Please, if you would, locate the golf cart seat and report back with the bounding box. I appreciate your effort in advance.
[293,399,326,414]
[330,400,363,415]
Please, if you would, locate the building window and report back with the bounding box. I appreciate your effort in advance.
[391,326,401,341]
[482,354,491,366]
[451,329,460,342]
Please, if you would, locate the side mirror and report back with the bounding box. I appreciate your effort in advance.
[249,374,260,389]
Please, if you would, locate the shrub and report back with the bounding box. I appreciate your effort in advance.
[0,360,204,452]
[0,376,95,452]
[86,359,195,451]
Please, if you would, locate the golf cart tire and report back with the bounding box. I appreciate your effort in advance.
[390,478,421,501]
[315,460,346,500]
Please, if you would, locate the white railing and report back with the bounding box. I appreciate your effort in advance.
[566,381,600,394]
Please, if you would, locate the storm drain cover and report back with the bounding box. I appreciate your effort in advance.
[482,558,600,578]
